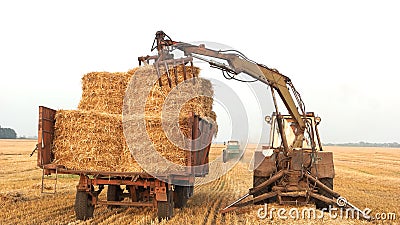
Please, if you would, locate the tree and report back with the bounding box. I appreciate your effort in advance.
[0,125,17,139]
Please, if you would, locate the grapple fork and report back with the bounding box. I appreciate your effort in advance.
[138,31,196,88]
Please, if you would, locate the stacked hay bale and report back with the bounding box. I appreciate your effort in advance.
[52,65,216,173]
[52,70,141,172]
[77,71,135,114]
[52,110,141,172]
[123,66,216,173]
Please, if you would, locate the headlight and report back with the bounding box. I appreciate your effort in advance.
[265,115,272,124]
[315,116,321,125]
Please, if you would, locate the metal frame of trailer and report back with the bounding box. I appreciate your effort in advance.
[37,106,215,220]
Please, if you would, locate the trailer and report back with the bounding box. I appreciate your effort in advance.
[37,106,215,220]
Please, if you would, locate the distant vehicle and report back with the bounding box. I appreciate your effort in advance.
[222,140,241,163]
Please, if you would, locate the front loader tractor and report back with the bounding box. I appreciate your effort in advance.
[252,112,334,209]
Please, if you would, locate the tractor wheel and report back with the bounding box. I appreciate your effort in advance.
[315,178,334,209]
[107,185,123,209]
[75,191,94,220]
[252,176,275,204]
[173,186,189,208]
[157,190,174,220]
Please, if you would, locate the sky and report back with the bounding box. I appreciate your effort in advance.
[0,0,399,143]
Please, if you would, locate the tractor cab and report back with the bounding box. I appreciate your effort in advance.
[252,112,335,207]
[265,112,323,151]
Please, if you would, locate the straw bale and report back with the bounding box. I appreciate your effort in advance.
[54,64,217,173]
[78,69,137,114]
[123,65,217,170]
[125,65,215,119]
[52,110,142,172]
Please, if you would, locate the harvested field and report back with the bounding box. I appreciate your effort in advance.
[1,139,399,224]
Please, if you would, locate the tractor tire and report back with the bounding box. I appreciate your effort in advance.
[157,190,174,220]
[315,178,334,210]
[75,191,94,220]
[173,186,189,208]
[107,185,123,209]
[252,176,275,204]
[188,185,194,197]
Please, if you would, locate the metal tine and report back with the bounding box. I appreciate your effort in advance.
[190,60,196,84]
[182,60,187,81]
[155,63,163,87]
[173,63,179,87]
[164,61,172,88]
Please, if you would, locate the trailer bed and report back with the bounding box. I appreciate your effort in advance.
[37,106,215,220]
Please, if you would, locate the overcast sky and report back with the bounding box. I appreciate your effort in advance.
[1,1,399,143]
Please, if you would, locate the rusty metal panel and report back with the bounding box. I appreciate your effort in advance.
[185,113,195,174]
[97,200,154,207]
[310,151,335,178]
[202,119,215,175]
[190,115,214,177]
[76,175,93,192]
[190,114,199,175]
[198,118,206,167]
[253,150,276,177]
[155,187,167,201]
[291,149,304,171]
[201,120,213,166]
[37,106,56,167]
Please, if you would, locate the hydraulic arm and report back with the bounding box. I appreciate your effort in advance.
[174,42,307,151]
[139,31,310,154]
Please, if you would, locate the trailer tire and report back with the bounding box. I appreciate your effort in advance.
[107,185,123,209]
[75,191,94,220]
[315,178,334,210]
[157,190,174,220]
[174,186,189,208]
[252,176,276,204]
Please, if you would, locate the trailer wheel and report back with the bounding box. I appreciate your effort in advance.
[315,178,334,209]
[75,191,94,220]
[252,176,275,204]
[157,190,174,220]
[107,185,123,209]
[173,186,189,208]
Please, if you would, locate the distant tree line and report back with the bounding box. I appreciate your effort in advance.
[324,141,400,148]
[0,125,17,139]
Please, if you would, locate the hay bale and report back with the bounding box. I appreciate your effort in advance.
[124,65,215,119]
[54,64,217,173]
[52,110,142,172]
[123,65,217,171]
[78,69,137,114]
[78,66,214,118]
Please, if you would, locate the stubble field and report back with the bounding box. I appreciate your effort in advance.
[0,139,399,224]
